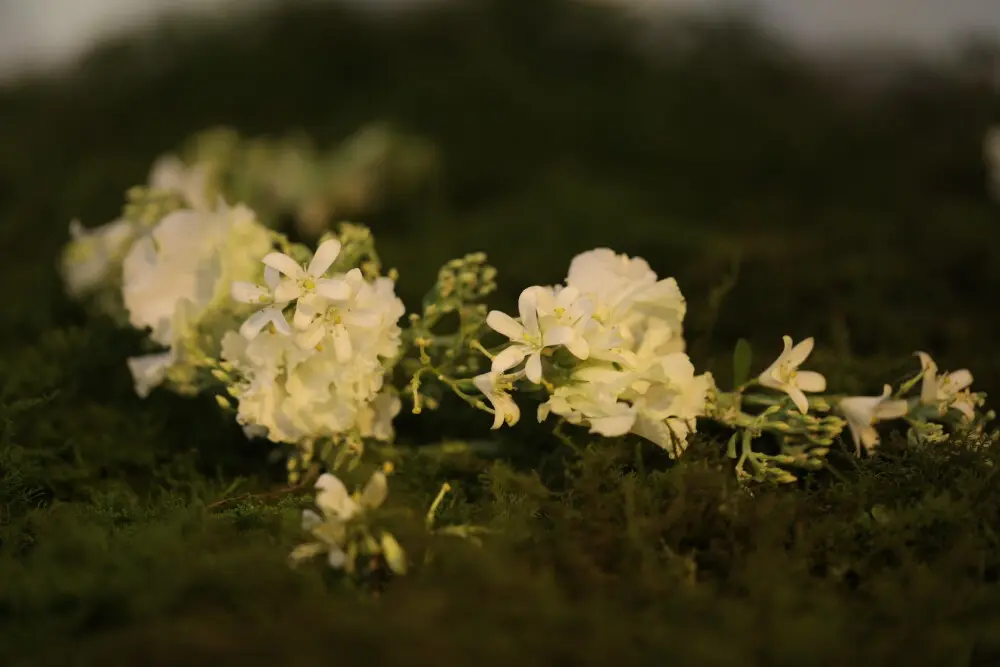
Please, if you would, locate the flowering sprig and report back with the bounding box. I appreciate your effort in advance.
[290,465,407,576]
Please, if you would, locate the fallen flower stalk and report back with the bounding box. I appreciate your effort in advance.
[59,139,994,586]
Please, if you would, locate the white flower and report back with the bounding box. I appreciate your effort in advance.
[220,265,404,447]
[916,351,976,421]
[261,239,353,330]
[474,371,522,429]
[125,351,174,399]
[486,287,575,383]
[758,336,827,414]
[838,385,909,455]
[356,389,403,442]
[295,269,379,360]
[231,266,294,339]
[60,218,136,297]
[120,202,272,397]
[290,471,389,569]
[566,248,686,344]
[149,154,211,211]
[532,285,594,360]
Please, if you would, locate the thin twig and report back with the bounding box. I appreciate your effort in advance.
[206,464,320,511]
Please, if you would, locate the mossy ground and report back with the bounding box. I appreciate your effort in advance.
[1,1,1000,664]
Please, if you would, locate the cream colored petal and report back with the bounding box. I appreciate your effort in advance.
[518,288,540,336]
[486,311,525,340]
[786,385,809,414]
[875,399,909,421]
[525,351,544,384]
[230,281,270,304]
[946,369,973,393]
[492,345,530,374]
[786,336,815,367]
[262,252,304,279]
[315,277,351,300]
[308,239,342,277]
[360,471,389,509]
[273,280,302,304]
[541,325,575,348]
[795,370,826,393]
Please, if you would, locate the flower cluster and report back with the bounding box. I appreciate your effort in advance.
[218,236,406,451]
[478,248,714,457]
[61,134,995,588]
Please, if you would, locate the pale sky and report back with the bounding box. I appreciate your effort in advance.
[1,0,999,81]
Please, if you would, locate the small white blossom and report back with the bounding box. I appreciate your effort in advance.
[261,239,353,330]
[290,471,389,570]
[61,219,136,297]
[120,201,272,397]
[486,287,575,383]
[838,384,909,455]
[758,335,827,414]
[916,351,976,421]
[474,371,522,429]
[149,154,212,211]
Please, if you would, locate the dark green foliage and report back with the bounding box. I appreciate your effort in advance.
[1,0,999,664]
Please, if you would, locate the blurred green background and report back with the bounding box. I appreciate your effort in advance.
[1,0,1000,664]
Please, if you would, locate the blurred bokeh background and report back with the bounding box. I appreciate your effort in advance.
[1,0,999,396]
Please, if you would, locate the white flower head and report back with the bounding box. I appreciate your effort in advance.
[149,154,212,211]
[758,336,827,414]
[61,218,136,297]
[916,351,976,421]
[260,239,353,330]
[486,286,576,383]
[291,471,390,570]
[474,370,523,429]
[838,384,909,455]
[120,201,272,397]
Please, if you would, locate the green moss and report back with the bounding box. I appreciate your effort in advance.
[1,0,999,664]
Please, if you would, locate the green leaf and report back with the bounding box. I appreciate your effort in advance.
[732,338,753,388]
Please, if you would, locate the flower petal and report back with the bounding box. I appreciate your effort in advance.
[301,509,324,531]
[564,335,590,360]
[916,351,938,404]
[332,325,353,362]
[492,345,529,374]
[262,252,304,279]
[315,277,351,300]
[360,471,388,509]
[875,399,909,421]
[289,542,325,565]
[308,239,342,277]
[787,386,810,414]
[946,369,973,393]
[264,265,281,290]
[795,370,826,393]
[126,352,173,398]
[518,287,540,336]
[525,352,543,384]
[327,546,348,569]
[786,337,814,367]
[273,280,302,304]
[267,308,293,335]
[231,281,270,304]
[240,309,276,340]
[541,325,575,348]
[486,311,524,341]
[293,297,321,330]
[298,321,326,349]
[589,408,637,437]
